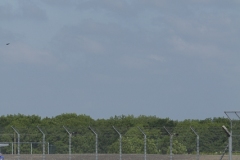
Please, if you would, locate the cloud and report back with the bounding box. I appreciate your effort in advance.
[0,1,47,21]
[148,54,165,62]
[77,0,133,14]
[0,43,58,67]
[19,1,47,21]
[0,27,17,44]
[120,54,166,70]
[41,0,81,8]
[52,23,108,56]
[120,55,150,69]
[47,0,239,73]
[80,36,106,55]
[170,36,225,58]
[50,17,171,72]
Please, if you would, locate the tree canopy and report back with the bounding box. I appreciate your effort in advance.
[0,114,235,154]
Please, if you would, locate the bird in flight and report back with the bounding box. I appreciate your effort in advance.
[6,43,10,45]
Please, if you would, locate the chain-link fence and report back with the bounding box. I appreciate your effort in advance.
[1,125,240,160]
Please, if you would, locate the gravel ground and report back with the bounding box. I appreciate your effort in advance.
[3,154,240,160]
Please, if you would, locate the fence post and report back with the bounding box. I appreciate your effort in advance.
[224,111,240,160]
[31,142,32,154]
[11,126,20,160]
[37,126,45,160]
[48,142,49,154]
[164,126,173,160]
[190,126,199,160]
[113,126,122,160]
[89,126,98,160]
[138,127,147,160]
[63,126,72,160]
[12,142,13,155]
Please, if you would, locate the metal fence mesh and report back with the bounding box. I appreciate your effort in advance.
[1,125,240,160]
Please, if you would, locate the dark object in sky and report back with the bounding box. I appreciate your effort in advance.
[6,43,10,45]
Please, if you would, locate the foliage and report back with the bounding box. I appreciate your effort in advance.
[0,114,233,155]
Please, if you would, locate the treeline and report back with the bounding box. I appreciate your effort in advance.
[0,113,237,155]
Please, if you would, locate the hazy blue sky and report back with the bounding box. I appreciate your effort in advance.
[0,0,240,120]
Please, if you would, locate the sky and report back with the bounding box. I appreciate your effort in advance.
[0,0,240,120]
